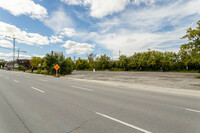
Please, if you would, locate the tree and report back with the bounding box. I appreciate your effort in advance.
[30,57,42,69]
[95,54,111,70]
[180,20,200,70]
[75,58,90,70]
[43,53,72,75]
[87,53,96,69]
[118,55,130,71]
[0,59,6,68]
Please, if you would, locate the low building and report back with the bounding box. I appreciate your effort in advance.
[6,59,31,69]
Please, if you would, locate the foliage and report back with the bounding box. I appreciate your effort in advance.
[0,59,6,68]
[43,53,72,75]
[30,57,42,69]
[195,75,200,79]
[18,65,25,71]
[3,20,200,74]
[179,21,200,70]
[87,53,96,69]
[95,54,111,70]
[75,58,90,70]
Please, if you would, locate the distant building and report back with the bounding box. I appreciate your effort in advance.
[51,51,63,56]
[6,59,31,69]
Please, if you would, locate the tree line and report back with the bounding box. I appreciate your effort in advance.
[73,21,200,72]
[1,21,200,75]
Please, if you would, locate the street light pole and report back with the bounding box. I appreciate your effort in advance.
[13,35,16,70]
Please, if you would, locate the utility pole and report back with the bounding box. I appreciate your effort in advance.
[5,34,16,70]
[16,48,26,59]
[119,50,121,58]
[74,56,76,62]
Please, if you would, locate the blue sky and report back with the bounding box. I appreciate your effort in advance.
[0,0,200,60]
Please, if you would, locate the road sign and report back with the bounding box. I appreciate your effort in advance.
[54,64,60,70]
[54,64,60,77]
[14,63,19,69]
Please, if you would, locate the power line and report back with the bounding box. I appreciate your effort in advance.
[0,46,27,59]
[16,48,26,59]
[5,34,15,69]
[4,34,30,69]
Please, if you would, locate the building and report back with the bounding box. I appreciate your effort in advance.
[6,59,31,69]
[51,51,63,56]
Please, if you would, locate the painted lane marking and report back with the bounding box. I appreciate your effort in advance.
[31,87,45,93]
[72,86,93,91]
[57,123,70,132]
[184,108,200,113]
[40,79,48,82]
[13,80,19,83]
[177,106,200,113]
[95,112,152,133]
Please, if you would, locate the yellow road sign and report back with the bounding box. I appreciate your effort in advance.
[54,64,60,70]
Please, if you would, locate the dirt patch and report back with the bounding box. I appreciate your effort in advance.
[67,71,200,91]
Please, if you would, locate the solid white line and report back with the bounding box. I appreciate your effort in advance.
[13,80,19,83]
[184,108,200,113]
[31,87,45,93]
[95,112,152,133]
[72,86,93,91]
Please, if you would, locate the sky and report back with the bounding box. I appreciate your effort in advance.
[0,0,200,61]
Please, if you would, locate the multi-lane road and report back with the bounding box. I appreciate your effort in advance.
[0,70,200,133]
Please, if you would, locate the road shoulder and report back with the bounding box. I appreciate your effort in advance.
[64,77,200,97]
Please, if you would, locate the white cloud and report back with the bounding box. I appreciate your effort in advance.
[60,28,76,37]
[0,52,31,60]
[49,35,63,43]
[44,8,74,33]
[95,30,183,57]
[32,54,45,58]
[0,40,13,48]
[61,0,83,5]
[0,0,48,20]
[73,0,200,58]
[84,0,130,18]
[133,0,157,5]
[61,0,159,18]
[61,40,95,55]
[61,0,130,18]
[0,21,61,45]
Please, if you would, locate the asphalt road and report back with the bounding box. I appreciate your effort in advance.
[0,70,200,133]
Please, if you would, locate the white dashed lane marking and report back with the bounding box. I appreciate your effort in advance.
[95,112,152,133]
[31,87,45,93]
[72,86,93,91]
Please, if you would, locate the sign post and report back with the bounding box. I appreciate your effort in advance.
[54,64,60,77]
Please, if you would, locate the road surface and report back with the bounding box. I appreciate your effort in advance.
[0,70,200,133]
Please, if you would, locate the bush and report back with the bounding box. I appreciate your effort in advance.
[43,53,72,75]
[18,65,25,71]
[195,75,200,79]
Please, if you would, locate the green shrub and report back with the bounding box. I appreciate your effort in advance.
[18,65,25,71]
[195,75,200,79]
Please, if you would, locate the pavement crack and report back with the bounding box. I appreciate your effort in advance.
[0,90,32,133]
[108,102,130,115]
[69,117,99,133]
